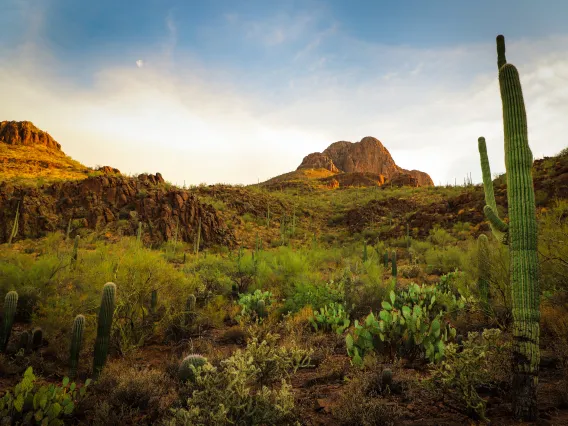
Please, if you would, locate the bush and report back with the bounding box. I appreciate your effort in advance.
[309,302,350,335]
[93,361,177,424]
[399,264,421,279]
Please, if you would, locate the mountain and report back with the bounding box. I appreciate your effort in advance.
[0,120,91,182]
[297,136,434,187]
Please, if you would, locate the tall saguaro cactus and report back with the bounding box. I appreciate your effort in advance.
[93,283,116,378]
[477,34,540,420]
[69,315,85,380]
[0,291,18,352]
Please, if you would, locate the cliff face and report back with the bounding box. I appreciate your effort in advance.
[0,174,236,247]
[297,136,434,187]
[0,121,62,151]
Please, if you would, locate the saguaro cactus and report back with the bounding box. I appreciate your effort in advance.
[150,289,158,314]
[8,202,20,246]
[69,315,85,380]
[477,35,540,420]
[136,221,142,245]
[93,282,116,378]
[383,251,389,268]
[477,234,491,315]
[185,294,196,326]
[0,291,18,352]
[31,327,43,351]
[391,251,397,277]
[71,235,80,269]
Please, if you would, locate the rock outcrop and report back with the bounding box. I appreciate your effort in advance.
[0,174,236,247]
[0,121,61,151]
[298,136,433,186]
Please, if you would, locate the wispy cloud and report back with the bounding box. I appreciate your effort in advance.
[1,5,567,187]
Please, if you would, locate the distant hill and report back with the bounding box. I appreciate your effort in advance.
[264,136,434,190]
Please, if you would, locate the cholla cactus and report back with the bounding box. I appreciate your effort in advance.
[0,291,18,352]
[93,283,116,378]
[178,354,208,383]
[69,315,85,380]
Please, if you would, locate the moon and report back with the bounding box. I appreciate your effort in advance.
[136,59,144,68]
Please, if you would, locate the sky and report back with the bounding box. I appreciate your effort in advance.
[1,0,568,186]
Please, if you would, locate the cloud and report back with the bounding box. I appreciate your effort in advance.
[0,10,567,187]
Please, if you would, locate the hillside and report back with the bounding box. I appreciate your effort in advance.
[0,121,91,183]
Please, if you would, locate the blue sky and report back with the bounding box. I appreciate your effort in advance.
[1,0,568,185]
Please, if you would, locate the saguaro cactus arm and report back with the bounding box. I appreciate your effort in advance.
[478,137,507,243]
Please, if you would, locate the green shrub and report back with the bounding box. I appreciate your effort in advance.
[283,281,342,313]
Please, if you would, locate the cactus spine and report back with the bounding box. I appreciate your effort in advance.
[477,234,491,316]
[477,35,540,420]
[391,251,397,277]
[69,315,85,380]
[0,291,18,352]
[93,282,116,378]
[8,202,20,246]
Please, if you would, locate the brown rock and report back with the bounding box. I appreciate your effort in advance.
[0,175,236,247]
[0,121,61,151]
[297,153,340,173]
[96,166,121,175]
[297,136,434,187]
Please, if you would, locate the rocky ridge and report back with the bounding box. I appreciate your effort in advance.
[298,136,434,187]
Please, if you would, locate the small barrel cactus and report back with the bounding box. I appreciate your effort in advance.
[256,299,267,319]
[178,354,208,383]
[31,327,43,351]
[93,283,117,378]
[381,369,393,389]
[19,331,30,352]
[0,291,19,352]
[69,315,85,380]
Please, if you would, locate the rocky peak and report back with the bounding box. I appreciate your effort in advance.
[297,136,434,187]
[0,121,62,151]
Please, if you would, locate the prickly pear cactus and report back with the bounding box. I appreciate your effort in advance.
[178,354,208,383]
[69,315,85,380]
[0,291,18,352]
[93,283,116,378]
